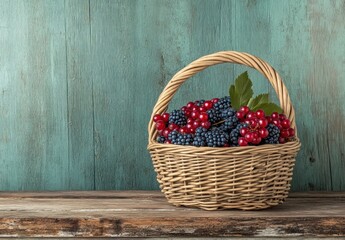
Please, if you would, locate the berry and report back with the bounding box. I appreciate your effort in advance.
[240,127,249,136]
[168,123,179,131]
[205,128,229,147]
[179,126,189,134]
[199,106,206,112]
[281,129,290,138]
[199,112,208,121]
[169,109,187,126]
[195,100,205,107]
[236,111,245,120]
[258,128,269,138]
[162,129,171,138]
[213,96,231,112]
[239,106,250,115]
[157,136,166,143]
[220,108,239,131]
[279,137,287,144]
[192,127,207,147]
[156,120,166,131]
[281,119,291,129]
[246,112,257,119]
[252,136,262,145]
[162,113,170,122]
[221,107,236,119]
[258,118,268,128]
[271,112,279,119]
[288,128,295,137]
[192,119,201,128]
[263,124,280,144]
[230,123,248,146]
[153,114,163,122]
[211,98,220,103]
[279,114,287,120]
[206,108,221,124]
[168,130,194,146]
[256,109,265,119]
[191,111,199,119]
[201,121,211,129]
[203,100,213,110]
[238,137,248,146]
[245,132,254,142]
[186,102,194,109]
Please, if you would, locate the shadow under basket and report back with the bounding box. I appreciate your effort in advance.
[147,51,301,210]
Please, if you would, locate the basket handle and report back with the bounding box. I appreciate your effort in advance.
[148,51,297,143]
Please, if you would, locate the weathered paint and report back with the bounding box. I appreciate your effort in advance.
[0,0,344,191]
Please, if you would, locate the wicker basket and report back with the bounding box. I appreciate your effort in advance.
[147,51,301,210]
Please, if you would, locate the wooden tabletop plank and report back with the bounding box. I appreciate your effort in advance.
[0,191,344,238]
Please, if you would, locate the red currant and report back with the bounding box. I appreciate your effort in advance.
[266,116,273,123]
[179,127,189,134]
[236,111,245,120]
[271,112,279,119]
[191,111,199,119]
[245,132,254,142]
[203,100,213,109]
[288,128,295,137]
[162,129,171,138]
[186,123,193,130]
[193,119,201,128]
[250,119,259,128]
[279,113,287,120]
[281,129,290,138]
[165,140,172,144]
[256,109,265,119]
[240,127,249,136]
[186,102,194,109]
[187,118,193,123]
[192,106,199,112]
[181,106,187,112]
[252,137,262,145]
[239,106,250,115]
[279,137,287,144]
[223,143,230,147]
[201,121,211,129]
[199,106,206,112]
[258,128,269,138]
[162,113,170,122]
[281,119,291,129]
[211,98,219,103]
[246,112,257,119]
[199,112,208,121]
[238,137,248,146]
[168,123,179,131]
[156,120,166,131]
[258,118,268,128]
[153,114,163,122]
[272,119,281,126]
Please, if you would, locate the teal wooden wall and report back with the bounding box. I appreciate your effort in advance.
[0,0,344,191]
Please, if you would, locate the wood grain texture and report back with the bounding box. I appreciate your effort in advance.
[0,0,344,191]
[0,191,344,237]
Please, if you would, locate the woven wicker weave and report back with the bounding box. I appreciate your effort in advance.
[147,51,301,210]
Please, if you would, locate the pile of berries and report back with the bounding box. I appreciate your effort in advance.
[153,96,295,147]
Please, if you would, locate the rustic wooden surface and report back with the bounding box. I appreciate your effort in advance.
[1,0,345,191]
[0,191,344,238]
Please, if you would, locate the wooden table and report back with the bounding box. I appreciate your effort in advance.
[0,191,344,238]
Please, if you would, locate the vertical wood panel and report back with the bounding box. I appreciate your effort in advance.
[0,0,69,190]
[0,0,345,191]
[65,0,95,190]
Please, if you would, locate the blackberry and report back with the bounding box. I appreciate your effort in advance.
[213,96,231,112]
[168,130,193,146]
[206,108,221,124]
[220,108,239,131]
[168,109,187,126]
[263,124,280,144]
[156,136,166,143]
[205,128,229,147]
[192,127,207,147]
[230,123,248,146]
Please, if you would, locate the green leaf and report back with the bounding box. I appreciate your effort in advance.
[229,85,240,109]
[255,103,283,115]
[248,94,269,111]
[234,71,254,107]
